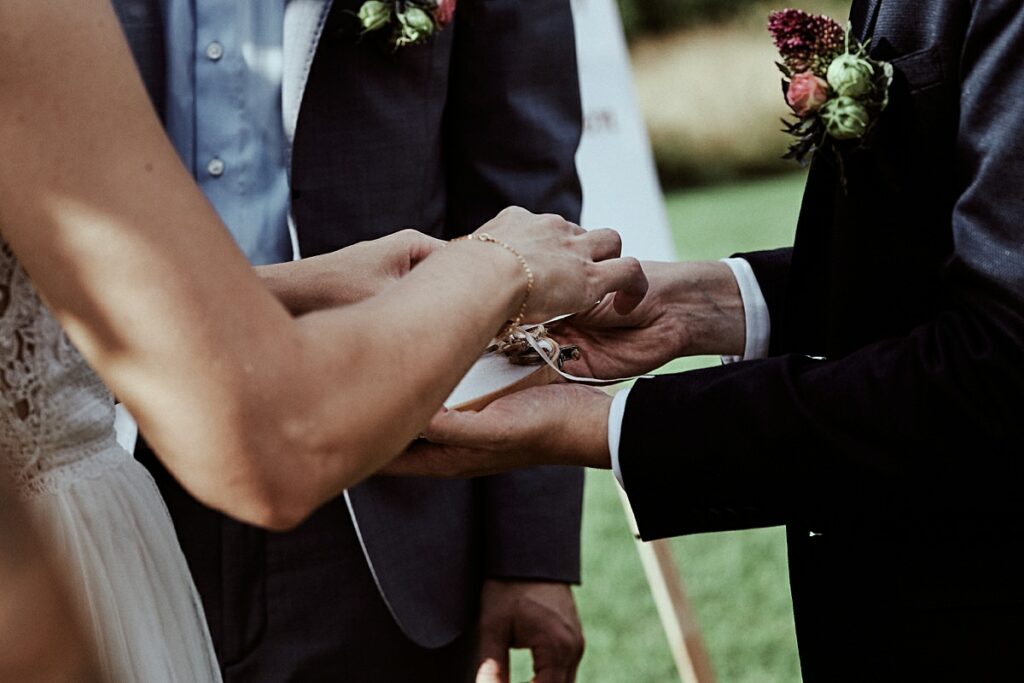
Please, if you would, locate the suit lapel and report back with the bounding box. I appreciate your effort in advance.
[283,0,334,156]
[851,0,884,42]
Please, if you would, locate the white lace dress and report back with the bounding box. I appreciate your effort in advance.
[0,238,221,682]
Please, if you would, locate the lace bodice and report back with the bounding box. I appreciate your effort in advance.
[0,237,121,496]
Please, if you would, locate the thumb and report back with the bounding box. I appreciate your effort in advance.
[424,408,494,448]
[475,622,511,683]
[409,232,446,266]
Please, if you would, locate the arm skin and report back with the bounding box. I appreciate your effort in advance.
[0,0,646,532]
[443,3,590,679]
[383,260,749,477]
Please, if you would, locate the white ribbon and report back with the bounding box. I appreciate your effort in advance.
[506,325,654,387]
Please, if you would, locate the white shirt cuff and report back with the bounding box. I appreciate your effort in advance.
[114,403,139,455]
[720,257,771,362]
[607,387,631,489]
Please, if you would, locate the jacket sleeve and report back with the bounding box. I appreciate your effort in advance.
[618,0,1024,542]
[445,0,585,581]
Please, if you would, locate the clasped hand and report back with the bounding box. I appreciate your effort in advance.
[384,260,748,478]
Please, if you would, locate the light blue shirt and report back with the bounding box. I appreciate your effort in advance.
[162,1,292,266]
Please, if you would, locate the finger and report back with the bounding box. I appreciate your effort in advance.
[592,258,649,314]
[476,658,510,683]
[554,294,615,330]
[378,441,455,478]
[567,658,581,683]
[580,228,623,262]
[407,232,446,265]
[531,634,585,683]
[389,441,515,479]
[423,409,497,449]
[566,221,587,236]
[532,665,574,683]
[475,626,511,683]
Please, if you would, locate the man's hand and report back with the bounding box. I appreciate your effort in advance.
[381,384,615,478]
[551,260,747,379]
[258,229,444,315]
[476,580,584,683]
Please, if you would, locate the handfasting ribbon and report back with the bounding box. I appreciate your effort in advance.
[495,324,654,386]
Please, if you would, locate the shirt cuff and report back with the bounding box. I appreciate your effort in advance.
[607,387,631,489]
[720,257,771,362]
[114,403,138,455]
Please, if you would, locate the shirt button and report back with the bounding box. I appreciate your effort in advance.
[207,158,225,177]
[205,41,224,61]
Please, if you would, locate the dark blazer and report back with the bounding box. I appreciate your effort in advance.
[112,0,585,673]
[618,0,1024,679]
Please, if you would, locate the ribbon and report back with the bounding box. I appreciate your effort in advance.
[492,324,653,387]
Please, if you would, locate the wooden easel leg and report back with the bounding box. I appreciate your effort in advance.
[617,485,716,683]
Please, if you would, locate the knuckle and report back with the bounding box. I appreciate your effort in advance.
[396,228,419,243]
[542,213,567,230]
[609,230,623,251]
[552,632,582,659]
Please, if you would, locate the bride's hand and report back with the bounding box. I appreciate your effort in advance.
[259,230,444,315]
[478,207,649,322]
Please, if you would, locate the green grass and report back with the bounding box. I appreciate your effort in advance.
[512,173,807,682]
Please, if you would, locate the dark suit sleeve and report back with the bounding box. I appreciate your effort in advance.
[619,0,1024,541]
[444,0,585,582]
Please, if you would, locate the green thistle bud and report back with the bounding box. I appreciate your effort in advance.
[820,96,871,140]
[357,1,391,32]
[826,53,875,98]
[396,7,435,45]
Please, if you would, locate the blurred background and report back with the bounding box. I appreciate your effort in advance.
[516,1,847,680]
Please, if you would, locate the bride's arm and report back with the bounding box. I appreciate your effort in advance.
[0,0,646,530]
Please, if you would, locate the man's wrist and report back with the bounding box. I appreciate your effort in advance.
[562,388,613,469]
[663,261,746,357]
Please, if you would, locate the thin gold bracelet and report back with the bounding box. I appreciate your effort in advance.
[449,232,534,338]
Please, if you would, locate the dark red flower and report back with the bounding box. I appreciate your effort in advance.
[768,8,845,76]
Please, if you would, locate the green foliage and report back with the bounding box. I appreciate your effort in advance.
[618,0,769,39]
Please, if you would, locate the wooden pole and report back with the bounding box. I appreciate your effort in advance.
[618,486,716,683]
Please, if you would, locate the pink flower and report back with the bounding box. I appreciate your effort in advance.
[433,0,456,27]
[786,72,830,116]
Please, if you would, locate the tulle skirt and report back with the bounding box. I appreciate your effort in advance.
[28,443,221,682]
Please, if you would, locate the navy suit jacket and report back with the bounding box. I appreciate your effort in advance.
[619,1,1024,679]
[112,0,585,665]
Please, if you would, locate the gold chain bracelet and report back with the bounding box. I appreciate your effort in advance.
[449,232,534,339]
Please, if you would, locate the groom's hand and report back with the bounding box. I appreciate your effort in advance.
[552,260,746,379]
[476,580,584,683]
[381,384,615,479]
[258,229,444,314]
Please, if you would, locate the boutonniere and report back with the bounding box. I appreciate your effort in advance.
[357,0,456,49]
[768,8,894,181]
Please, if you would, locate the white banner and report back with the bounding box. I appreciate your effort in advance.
[572,0,677,262]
